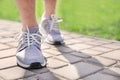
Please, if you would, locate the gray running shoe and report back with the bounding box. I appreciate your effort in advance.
[39,14,64,45]
[16,28,46,69]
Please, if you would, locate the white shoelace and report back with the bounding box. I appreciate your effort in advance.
[50,15,63,31]
[17,27,42,47]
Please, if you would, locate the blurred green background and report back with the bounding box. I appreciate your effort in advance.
[0,0,120,40]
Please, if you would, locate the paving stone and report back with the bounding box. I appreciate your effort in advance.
[0,29,17,34]
[0,29,5,32]
[51,62,102,80]
[68,43,93,51]
[6,42,18,47]
[0,77,4,80]
[0,36,2,39]
[0,31,15,37]
[102,43,120,49]
[70,51,91,58]
[19,74,61,80]
[112,42,120,46]
[0,67,35,80]
[0,56,16,69]
[102,67,120,77]
[18,75,41,80]
[114,61,120,68]
[91,46,112,52]
[68,33,83,38]
[81,49,102,55]
[41,43,51,50]
[83,72,120,80]
[64,39,83,45]
[101,50,120,60]
[52,45,74,53]
[54,75,68,80]
[54,54,82,64]
[47,58,68,69]
[0,20,21,31]
[61,31,70,35]
[1,20,120,80]
[30,68,49,74]
[20,72,68,80]
[78,37,95,42]
[0,48,16,58]
[44,49,63,56]
[93,39,112,44]
[85,40,105,46]
[36,72,63,80]
[0,37,14,43]
[86,56,116,67]
[0,44,10,50]
[63,35,73,40]
[42,51,53,58]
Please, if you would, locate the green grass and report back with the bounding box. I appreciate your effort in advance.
[0,0,19,21]
[0,0,120,40]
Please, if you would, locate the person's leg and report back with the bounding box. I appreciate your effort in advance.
[15,0,38,30]
[40,0,64,45]
[43,0,57,19]
[15,0,46,69]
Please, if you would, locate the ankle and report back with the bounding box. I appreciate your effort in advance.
[42,13,55,20]
[22,26,39,33]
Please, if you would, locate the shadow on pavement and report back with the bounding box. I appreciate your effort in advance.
[23,44,120,80]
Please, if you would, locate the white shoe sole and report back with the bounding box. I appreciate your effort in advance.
[45,38,64,45]
[17,58,47,69]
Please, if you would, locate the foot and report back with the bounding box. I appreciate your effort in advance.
[16,27,46,69]
[39,14,64,45]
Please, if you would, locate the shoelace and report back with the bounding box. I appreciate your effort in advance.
[50,14,63,31]
[17,27,42,47]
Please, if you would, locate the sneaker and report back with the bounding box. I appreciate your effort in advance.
[16,27,46,69]
[39,14,64,45]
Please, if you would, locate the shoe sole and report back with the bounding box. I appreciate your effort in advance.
[45,38,65,45]
[17,62,46,69]
[17,58,47,69]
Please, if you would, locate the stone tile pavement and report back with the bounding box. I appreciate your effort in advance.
[0,20,120,80]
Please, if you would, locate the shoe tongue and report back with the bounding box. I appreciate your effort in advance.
[24,27,39,33]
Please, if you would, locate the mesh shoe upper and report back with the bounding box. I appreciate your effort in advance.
[40,14,64,43]
[16,28,46,67]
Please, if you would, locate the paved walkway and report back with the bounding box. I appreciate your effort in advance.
[0,20,120,80]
